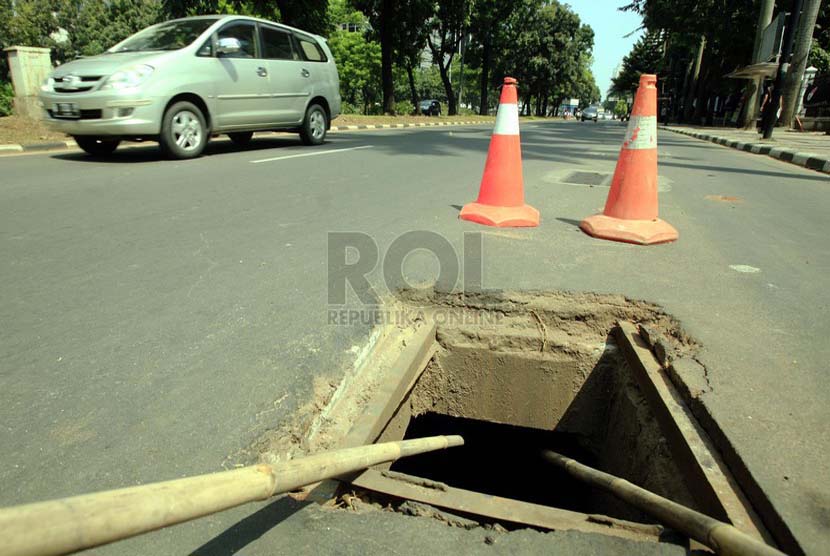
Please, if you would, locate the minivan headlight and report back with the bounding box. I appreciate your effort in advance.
[101,64,154,90]
[41,77,55,92]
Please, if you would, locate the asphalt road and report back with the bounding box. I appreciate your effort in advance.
[1,120,828,554]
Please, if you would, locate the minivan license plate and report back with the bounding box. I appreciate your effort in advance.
[53,103,80,119]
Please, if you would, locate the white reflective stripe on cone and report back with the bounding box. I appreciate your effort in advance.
[493,103,520,135]
[622,115,657,150]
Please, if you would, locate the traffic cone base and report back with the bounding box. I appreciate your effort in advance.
[460,202,540,227]
[580,214,678,245]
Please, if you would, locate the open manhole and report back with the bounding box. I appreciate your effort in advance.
[298,291,776,549]
[561,171,610,186]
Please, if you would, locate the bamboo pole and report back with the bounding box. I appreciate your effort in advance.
[541,450,785,556]
[1,435,463,556]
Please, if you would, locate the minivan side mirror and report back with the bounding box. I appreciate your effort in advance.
[216,37,242,56]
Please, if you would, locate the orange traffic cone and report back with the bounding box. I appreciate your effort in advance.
[460,77,539,227]
[580,74,678,244]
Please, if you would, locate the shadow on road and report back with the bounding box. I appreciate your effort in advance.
[51,135,310,164]
[189,497,310,556]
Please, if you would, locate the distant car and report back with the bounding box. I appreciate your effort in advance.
[419,99,441,116]
[581,105,598,122]
[39,15,341,159]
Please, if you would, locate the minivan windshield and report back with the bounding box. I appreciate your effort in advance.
[110,18,218,53]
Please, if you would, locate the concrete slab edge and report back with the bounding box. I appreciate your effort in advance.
[661,126,830,175]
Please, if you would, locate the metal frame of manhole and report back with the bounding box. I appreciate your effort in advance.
[560,171,611,186]
[321,319,793,552]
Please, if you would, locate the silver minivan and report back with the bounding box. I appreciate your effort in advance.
[39,15,341,159]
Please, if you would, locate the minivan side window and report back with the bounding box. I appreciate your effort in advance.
[261,26,298,60]
[217,23,256,58]
[296,36,326,62]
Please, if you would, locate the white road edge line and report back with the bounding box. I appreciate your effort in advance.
[250,145,373,164]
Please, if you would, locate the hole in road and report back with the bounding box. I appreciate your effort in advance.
[372,291,703,524]
[391,412,597,512]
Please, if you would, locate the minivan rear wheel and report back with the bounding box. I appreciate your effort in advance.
[74,136,120,156]
[160,101,208,159]
[299,104,327,146]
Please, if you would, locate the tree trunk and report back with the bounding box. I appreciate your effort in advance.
[693,68,711,124]
[379,0,395,114]
[741,0,775,129]
[406,61,418,114]
[534,93,543,117]
[438,62,457,115]
[781,0,822,127]
[677,55,694,120]
[683,35,706,122]
[479,32,492,115]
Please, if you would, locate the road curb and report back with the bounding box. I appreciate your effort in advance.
[662,126,830,175]
[0,121,489,156]
[0,140,75,154]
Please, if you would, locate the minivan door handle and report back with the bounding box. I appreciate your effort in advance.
[256,67,268,77]
[301,68,310,78]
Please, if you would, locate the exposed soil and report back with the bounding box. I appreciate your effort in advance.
[0,115,66,145]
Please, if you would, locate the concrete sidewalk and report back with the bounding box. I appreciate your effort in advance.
[664,125,830,174]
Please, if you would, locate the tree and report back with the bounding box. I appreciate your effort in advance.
[621,1,759,124]
[163,0,326,34]
[610,30,664,97]
[492,1,597,117]
[393,0,433,112]
[781,0,822,126]
[351,0,397,114]
[426,0,470,115]
[468,0,526,114]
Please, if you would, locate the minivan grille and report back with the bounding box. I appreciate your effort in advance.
[53,75,103,93]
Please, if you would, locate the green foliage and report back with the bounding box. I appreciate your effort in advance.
[328,29,381,113]
[491,1,597,115]
[0,0,601,119]
[0,81,14,116]
[0,0,165,65]
[610,30,664,97]
[394,100,414,115]
[809,39,830,74]
[619,0,759,122]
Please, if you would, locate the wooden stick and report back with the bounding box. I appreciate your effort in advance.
[0,435,463,556]
[542,450,786,556]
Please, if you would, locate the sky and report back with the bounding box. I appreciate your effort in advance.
[566,1,645,99]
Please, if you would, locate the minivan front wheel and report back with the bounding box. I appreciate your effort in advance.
[74,136,120,156]
[299,104,327,146]
[160,101,208,159]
